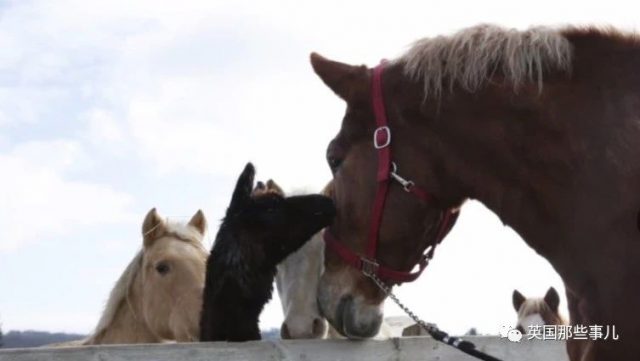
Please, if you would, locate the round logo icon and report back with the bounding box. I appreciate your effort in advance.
[507,329,523,343]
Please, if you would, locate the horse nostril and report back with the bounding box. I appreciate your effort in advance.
[280,323,291,340]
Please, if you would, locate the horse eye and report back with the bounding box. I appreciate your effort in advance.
[326,140,345,173]
[327,155,343,172]
[155,261,170,276]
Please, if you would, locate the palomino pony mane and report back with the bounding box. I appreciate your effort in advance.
[88,251,143,342]
[396,24,573,97]
[89,221,206,342]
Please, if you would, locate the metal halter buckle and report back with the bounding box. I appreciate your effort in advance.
[390,162,415,192]
[361,258,380,277]
[373,126,391,149]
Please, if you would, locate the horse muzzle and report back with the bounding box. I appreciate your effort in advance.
[331,295,383,339]
[280,317,327,339]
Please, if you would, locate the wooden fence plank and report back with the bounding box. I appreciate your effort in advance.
[0,336,569,361]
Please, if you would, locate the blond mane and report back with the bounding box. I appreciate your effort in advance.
[88,220,206,342]
[87,250,143,342]
[396,24,573,98]
[518,298,565,325]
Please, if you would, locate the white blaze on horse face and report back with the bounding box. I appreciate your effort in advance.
[276,232,328,339]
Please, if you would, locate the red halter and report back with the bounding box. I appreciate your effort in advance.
[323,62,460,284]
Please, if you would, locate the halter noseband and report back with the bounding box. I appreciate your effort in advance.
[323,62,460,284]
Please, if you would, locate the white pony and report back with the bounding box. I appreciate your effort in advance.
[276,231,328,339]
[83,208,209,344]
[275,182,403,339]
[277,229,409,339]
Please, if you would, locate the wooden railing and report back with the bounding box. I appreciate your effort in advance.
[0,336,569,361]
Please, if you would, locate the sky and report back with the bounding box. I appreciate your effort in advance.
[0,0,638,337]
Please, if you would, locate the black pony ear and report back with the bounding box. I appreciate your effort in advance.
[266,179,284,196]
[544,287,560,312]
[512,289,525,311]
[229,162,255,213]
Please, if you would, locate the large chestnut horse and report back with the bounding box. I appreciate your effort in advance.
[312,25,640,361]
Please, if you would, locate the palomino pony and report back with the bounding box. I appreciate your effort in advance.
[513,287,565,333]
[84,208,208,344]
[311,24,640,360]
[199,163,335,342]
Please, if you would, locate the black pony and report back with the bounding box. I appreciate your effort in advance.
[199,163,335,341]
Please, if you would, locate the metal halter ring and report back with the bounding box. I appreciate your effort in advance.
[390,162,415,192]
[373,126,391,149]
[360,258,380,277]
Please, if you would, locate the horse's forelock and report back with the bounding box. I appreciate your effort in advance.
[156,221,208,253]
[517,298,564,326]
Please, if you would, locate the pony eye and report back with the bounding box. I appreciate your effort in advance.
[155,261,170,276]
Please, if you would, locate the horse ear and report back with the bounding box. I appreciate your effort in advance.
[229,162,255,212]
[544,287,560,312]
[142,208,166,247]
[266,179,284,196]
[310,53,369,102]
[512,289,525,311]
[251,181,268,197]
[188,209,207,236]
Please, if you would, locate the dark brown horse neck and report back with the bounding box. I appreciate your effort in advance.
[387,30,640,359]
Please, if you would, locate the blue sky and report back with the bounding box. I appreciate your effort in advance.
[0,0,638,335]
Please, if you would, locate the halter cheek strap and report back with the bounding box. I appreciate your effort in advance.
[324,62,460,284]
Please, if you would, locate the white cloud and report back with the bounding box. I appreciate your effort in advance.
[10,140,85,172]
[83,108,125,144]
[122,71,337,189]
[123,77,247,175]
[0,140,135,252]
[0,87,64,127]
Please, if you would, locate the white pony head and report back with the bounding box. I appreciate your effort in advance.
[276,231,328,339]
[275,184,330,339]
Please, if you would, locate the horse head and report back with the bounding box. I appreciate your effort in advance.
[140,207,208,341]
